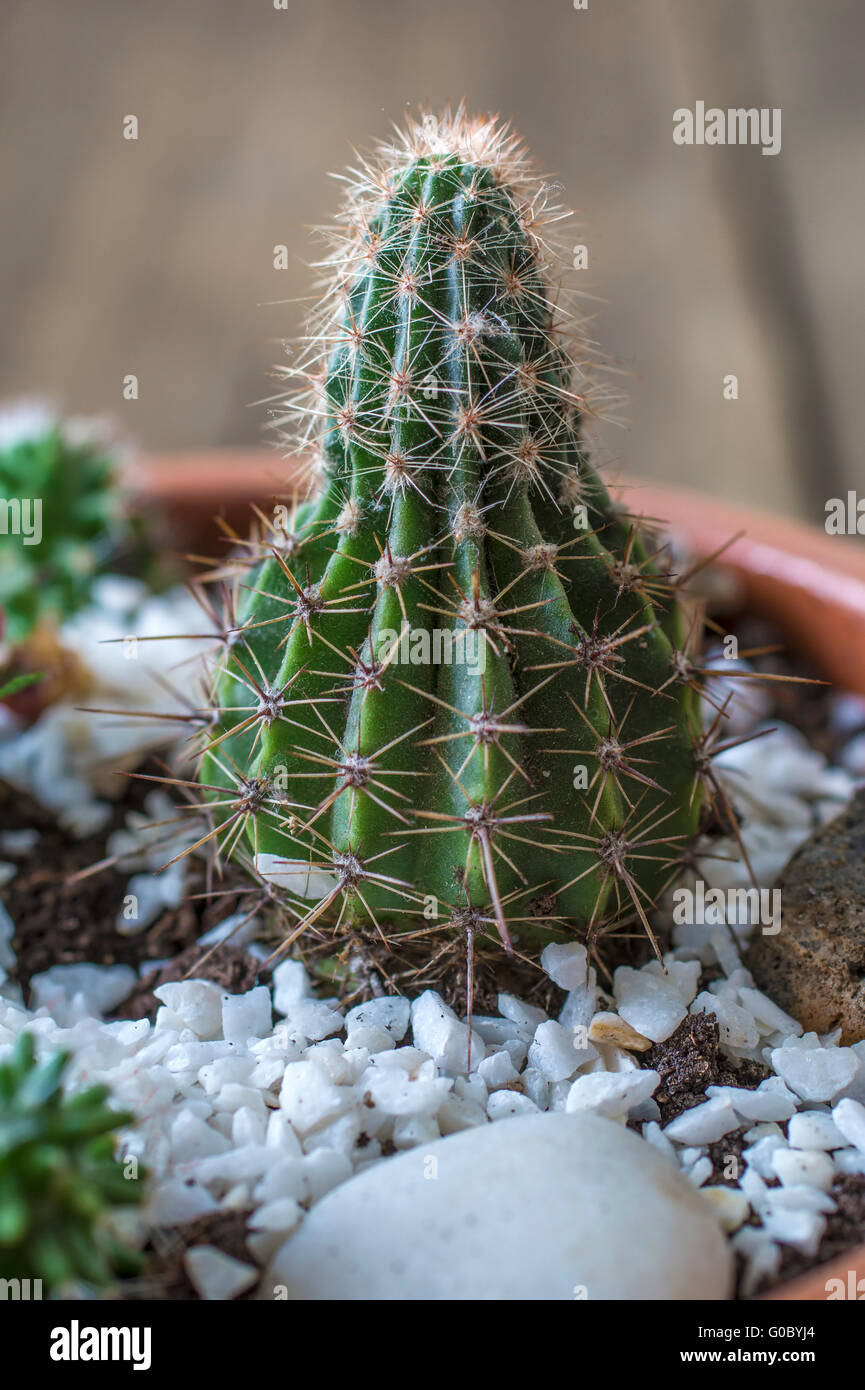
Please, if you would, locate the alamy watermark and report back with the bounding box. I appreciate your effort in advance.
[826,1270,865,1300]
[825,491,865,535]
[0,1277,42,1300]
[674,103,782,157]
[0,496,42,545]
[375,624,486,675]
[672,880,781,935]
[49,1321,151,1371]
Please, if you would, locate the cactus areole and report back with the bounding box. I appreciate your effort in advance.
[201,111,703,957]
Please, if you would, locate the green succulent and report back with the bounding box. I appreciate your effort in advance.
[198,110,705,958]
[0,1033,144,1290]
[0,411,129,642]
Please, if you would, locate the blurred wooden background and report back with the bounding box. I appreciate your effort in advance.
[1,0,863,525]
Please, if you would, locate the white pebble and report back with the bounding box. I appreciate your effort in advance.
[692,991,759,1050]
[455,1074,486,1106]
[470,1015,528,1045]
[613,967,686,1043]
[439,1093,488,1131]
[271,959,310,1012]
[169,1110,230,1162]
[283,998,343,1041]
[540,941,588,990]
[764,1184,836,1215]
[486,1090,539,1120]
[249,1198,302,1234]
[361,1062,450,1118]
[644,957,702,1005]
[497,993,547,1029]
[410,991,485,1076]
[222,986,272,1043]
[344,1025,394,1054]
[738,986,802,1038]
[678,1146,707,1168]
[761,1208,826,1257]
[684,1156,713,1187]
[501,1035,530,1069]
[232,1107,268,1147]
[787,1110,846,1151]
[30,964,138,1025]
[832,1097,865,1153]
[345,996,410,1040]
[565,1068,660,1120]
[280,1060,356,1136]
[266,1113,732,1300]
[745,1133,789,1179]
[642,1120,676,1161]
[213,1084,266,1115]
[199,1058,254,1097]
[707,1077,797,1123]
[477,1050,519,1090]
[254,1159,307,1204]
[528,1020,580,1082]
[558,977,597,1031]
[708,927,742,978]
[771,1147,835,1192]
[153,980,224,1039]
[520,1067,551,1110]
[834,1147,865,1176]
[663,1097,740,1146]
[733,1227,782,1296]
[147,1179,218,1225]
[184,1246,258,1300]
[193,1146,272,1187]
[392,1114,440,1150]
[770,1045,861,1102]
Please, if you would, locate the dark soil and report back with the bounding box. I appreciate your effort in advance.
[114,942,266,1021]
[116,1210,258,1301]
[0,762,262,1016]
[640,1011,771,1124]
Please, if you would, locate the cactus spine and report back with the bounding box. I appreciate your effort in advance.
[201,111,703,955]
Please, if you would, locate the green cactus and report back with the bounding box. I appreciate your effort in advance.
[199,111,704,956]
[0,1033,143,1289]
[0,406,130,642]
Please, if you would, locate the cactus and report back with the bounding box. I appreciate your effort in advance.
[0,1033,143,1289]
[199,110,704,958]
[0,405,130,643]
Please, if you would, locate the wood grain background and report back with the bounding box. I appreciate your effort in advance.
[2,0,863,525]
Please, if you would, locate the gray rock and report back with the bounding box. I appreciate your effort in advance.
[747,788,865,1043]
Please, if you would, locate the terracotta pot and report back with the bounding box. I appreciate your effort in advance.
[141,449,865,1301]
[611,478,865,695]
[135,450,297,556]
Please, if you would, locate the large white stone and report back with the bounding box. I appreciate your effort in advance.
[264,1113,732,1300]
